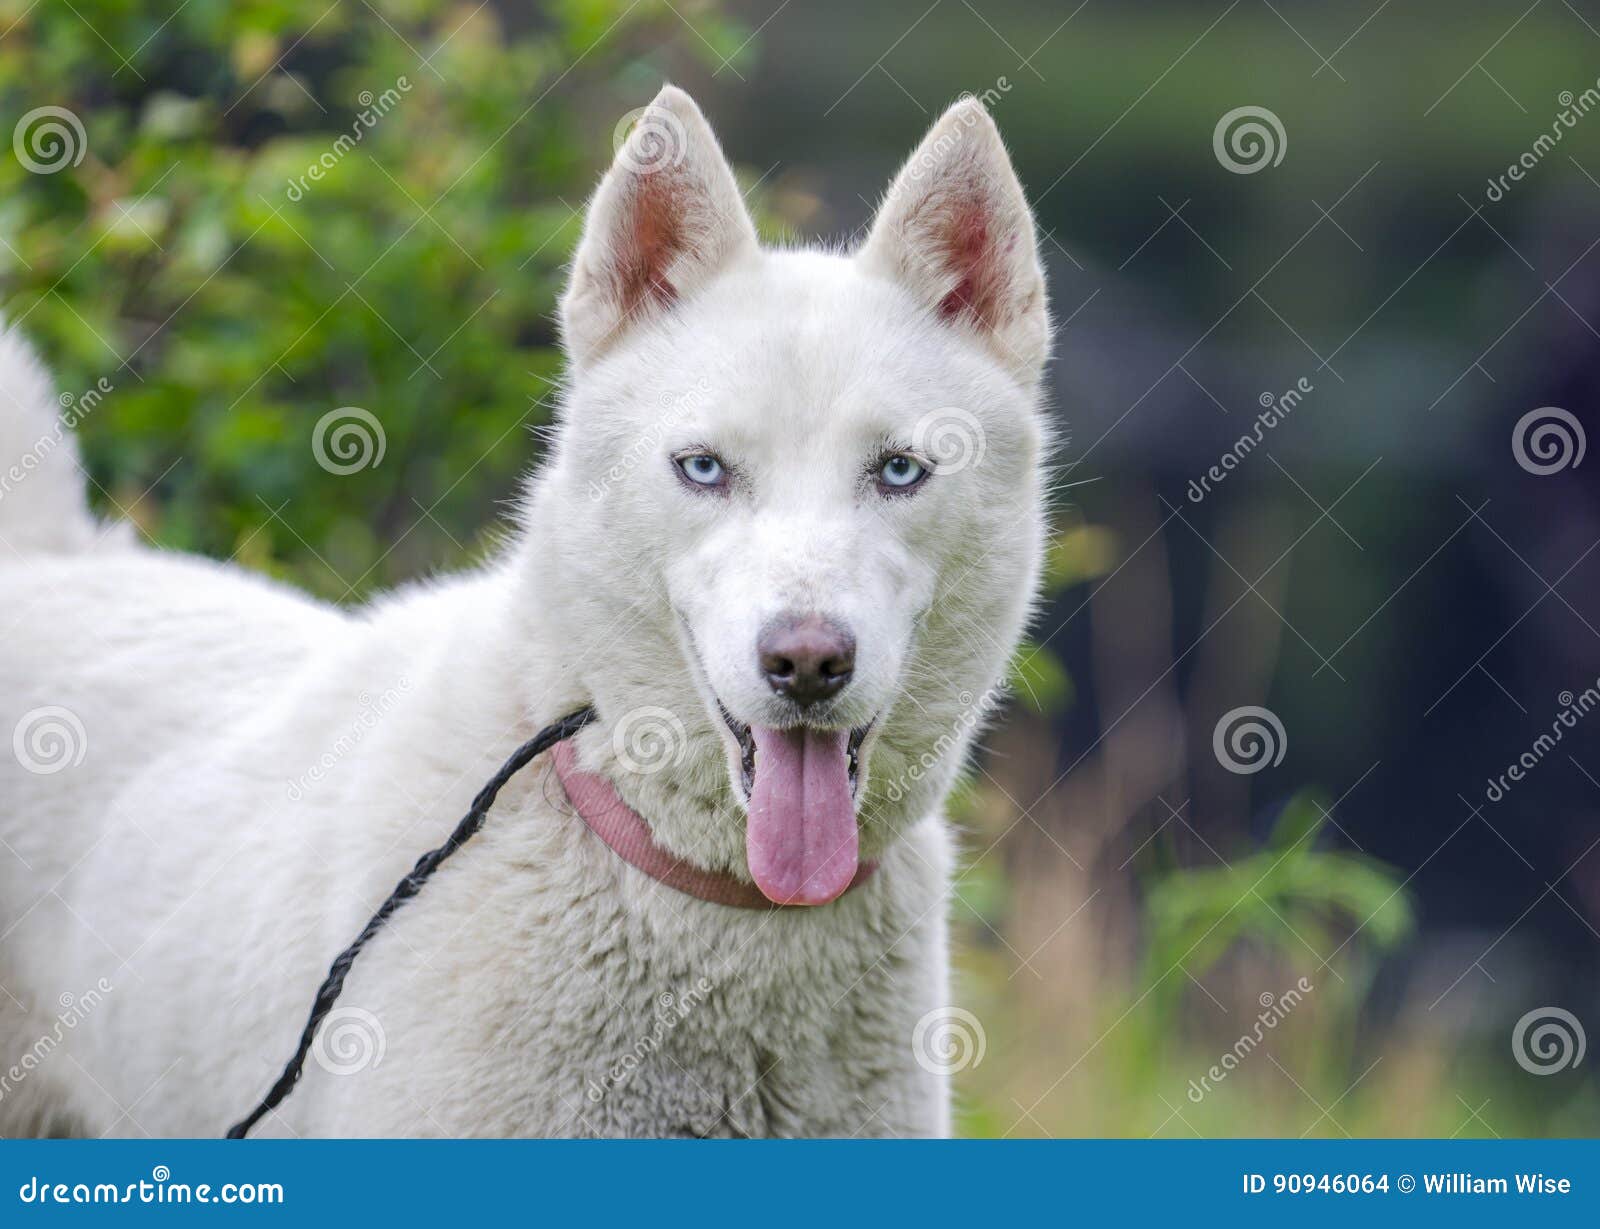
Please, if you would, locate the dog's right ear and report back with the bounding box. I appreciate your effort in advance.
[560,86,758,367]
[859,97,1049,385]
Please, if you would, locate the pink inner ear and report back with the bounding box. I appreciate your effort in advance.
[934,198,1021,330]
[935,201,996,325]
[611,174,686,321]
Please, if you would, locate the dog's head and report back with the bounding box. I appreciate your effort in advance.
[531,86,1049,904]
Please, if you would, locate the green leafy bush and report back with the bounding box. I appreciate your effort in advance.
[0,0,739,596]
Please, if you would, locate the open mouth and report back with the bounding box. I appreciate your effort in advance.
[718,702,871,799]
[715,701,875,906]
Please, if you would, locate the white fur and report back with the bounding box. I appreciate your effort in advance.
[0,87,1048,1138]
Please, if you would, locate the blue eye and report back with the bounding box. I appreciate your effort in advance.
[879,454,927,490]
[676,453,726,488]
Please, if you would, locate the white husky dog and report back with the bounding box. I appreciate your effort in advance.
[0,87,1048,1138]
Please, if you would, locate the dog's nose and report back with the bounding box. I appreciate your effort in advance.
[758,615,855,705]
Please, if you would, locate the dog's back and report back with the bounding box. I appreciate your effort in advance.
[0,325,127,1131]
[0,326,348,1134]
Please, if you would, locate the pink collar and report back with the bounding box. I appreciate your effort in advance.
[551,741,875,909]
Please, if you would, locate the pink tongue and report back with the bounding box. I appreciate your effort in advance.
[746,725,859,905]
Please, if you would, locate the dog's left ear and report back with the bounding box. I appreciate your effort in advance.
[859,98,1049,383]
[561,85,758,366]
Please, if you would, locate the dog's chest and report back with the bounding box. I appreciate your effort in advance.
[299,807,949,1139]
[516,901,923,1137]
[354,901,925,1136]
[563,945,890,1137]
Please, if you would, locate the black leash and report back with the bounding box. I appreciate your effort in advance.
[226,705,597,1138]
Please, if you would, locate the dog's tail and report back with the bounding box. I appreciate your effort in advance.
[0,320,122,555]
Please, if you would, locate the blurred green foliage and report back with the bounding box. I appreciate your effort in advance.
[1142,791,1413,995]
[0,0,742,596]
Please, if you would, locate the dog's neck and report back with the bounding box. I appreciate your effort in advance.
[551,740,878,908]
